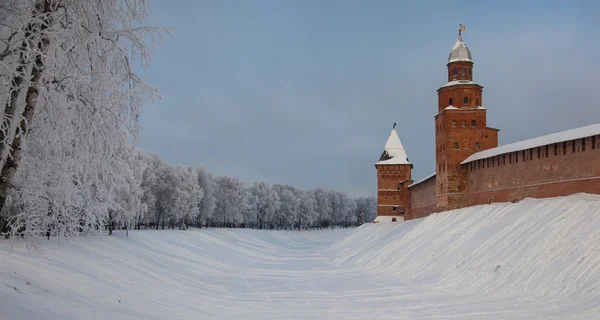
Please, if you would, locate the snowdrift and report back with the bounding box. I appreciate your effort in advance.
[1,194,600,319]
[327,194,600,300]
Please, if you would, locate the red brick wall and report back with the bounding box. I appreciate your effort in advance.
[462,135,600,205]
[409,175,437,219]
[376,164,412,216]
[437,85,483,112]
[447,61,474,82]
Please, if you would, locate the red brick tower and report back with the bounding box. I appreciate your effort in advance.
[375,124,413,221]
[435,25,499,211]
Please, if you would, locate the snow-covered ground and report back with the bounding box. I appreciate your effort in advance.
[2,194,600,319]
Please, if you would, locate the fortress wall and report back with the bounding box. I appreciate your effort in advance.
[463,135,600,205]
[409,175,437,219]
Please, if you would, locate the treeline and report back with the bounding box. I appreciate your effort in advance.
[136,153,376,231]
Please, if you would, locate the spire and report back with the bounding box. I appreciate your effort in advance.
[448,24,472,63]
[376,125,410,165]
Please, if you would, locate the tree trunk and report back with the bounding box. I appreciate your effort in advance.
[126,223,129,237]
[0,0,53,215]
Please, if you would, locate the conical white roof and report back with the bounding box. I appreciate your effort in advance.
[448,34,473,63]
[375,128,410,165]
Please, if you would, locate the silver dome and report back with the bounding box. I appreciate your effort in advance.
[448,35,472,63]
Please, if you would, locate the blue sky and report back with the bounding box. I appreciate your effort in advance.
[140,0,600,197]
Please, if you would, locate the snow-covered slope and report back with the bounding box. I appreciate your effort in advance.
[2,194,600,319]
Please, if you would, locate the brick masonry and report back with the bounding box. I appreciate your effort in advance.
[376,164,412,217]
[378,33,600,222]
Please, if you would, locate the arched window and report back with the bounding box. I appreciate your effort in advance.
[452,120,456,127]
[452,69,457,77]
[475,142,480,150]
[471,120,476,127]
[453,142,459,150]
[449,98,453,105]
[464,97,469,104]
[461,120,466,127]
[461,68,466,77]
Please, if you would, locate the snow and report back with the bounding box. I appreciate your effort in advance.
[373,215,403,223]
[2,194,600,319]
[462,122,600,164]
[375,128,410,165]
[408,171,436,188]
[448,37,473,63]
[445,105,458,110]
[441,80,478,88]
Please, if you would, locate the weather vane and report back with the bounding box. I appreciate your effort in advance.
[393,122,397,129]
[459,23,466,36]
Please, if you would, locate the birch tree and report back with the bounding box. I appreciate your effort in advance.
[0,0,164,237]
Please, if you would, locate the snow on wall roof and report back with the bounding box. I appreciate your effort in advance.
[408,172,436,188]
[461,122,600,164]
[448,35,473,63]
[440,80,479,88]
[375,128,411,165]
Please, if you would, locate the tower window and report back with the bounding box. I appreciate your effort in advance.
[453,143,459,150]
[563,141,567,154]
[471,120,476,127]
[452,120,456,127]
[464,97,469,104]
[452,69,457,77]
[461,120,466,127]
[461,68,466,77]
[475,142,480,150]
[593,136,596,149]
[476,98,479,105]
[449,98,453,105]
[554,143,558,156]
[572,141,576,153]
[582,138,586,151]
[469,69,472,78]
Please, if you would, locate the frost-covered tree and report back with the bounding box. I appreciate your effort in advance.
[247,181,280,229]
[297,191,317,230]
[355,197,377,224]
[0,0,164,237]
[196,167,215,227]
[213,176,246,228]
[311,188,332,229]
[167,166,203,230]
[112,150,147,236]
[273,185,300,230]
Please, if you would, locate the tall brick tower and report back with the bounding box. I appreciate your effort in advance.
[435,25,499,211]
[375,124,413,221]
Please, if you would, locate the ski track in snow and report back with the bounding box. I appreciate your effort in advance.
[2,194,600,319]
